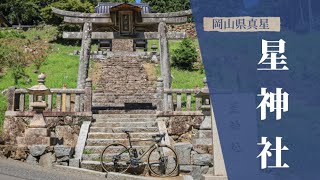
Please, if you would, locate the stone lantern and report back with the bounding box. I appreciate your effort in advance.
[17,73,51,146]
[151,43,158,63]
[27,73,50,128]
[196,77,210,111]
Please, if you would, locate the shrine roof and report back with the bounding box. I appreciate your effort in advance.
[95,2,151,14]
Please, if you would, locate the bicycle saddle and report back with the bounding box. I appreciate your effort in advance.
[123,130,134,134]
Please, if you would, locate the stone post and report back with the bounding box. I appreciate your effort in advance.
[201,78,228,180]
[84,78,92,112]
[5,86,16,111]
[77,22,92,89]
[156,77,164,111]
[158,22,172,90]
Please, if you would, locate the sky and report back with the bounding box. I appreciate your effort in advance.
[136,0,141,3]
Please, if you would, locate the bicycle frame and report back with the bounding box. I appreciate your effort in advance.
[123,133,162,161]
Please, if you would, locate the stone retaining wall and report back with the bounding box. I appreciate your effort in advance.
[1,116,91,166]
[167,23,197,38]
[2,116,90,146]
[0,144,76,167]
[163,116,213,180]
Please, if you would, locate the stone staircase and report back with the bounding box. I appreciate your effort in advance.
[82,52,161,171]
[92,55,157,112]
[81,114,160,172]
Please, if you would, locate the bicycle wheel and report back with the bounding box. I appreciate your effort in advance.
[147,145,179,176]
[100,143,131,173]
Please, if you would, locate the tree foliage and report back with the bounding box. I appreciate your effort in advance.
[0,0,41,26]
[142,0,190,13]
[172,38,198,70]
[41,0,94,25]
[0,39,30,84]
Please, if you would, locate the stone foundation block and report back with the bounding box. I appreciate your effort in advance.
[39,153,53,168]
[69,158,80,168]
[174,142,192,165]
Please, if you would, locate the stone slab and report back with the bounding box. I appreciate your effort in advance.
[192,154,213,166]
[26,154,38,165]
[201,175,228,180]
[69,158,80,168]
[200,116,212,130]
[75,121,91,160]
[28,145,47,157]
[25,128,48,137]
[174,143,192,165]
[54,145,73,158]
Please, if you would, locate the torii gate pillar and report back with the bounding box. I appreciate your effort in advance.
[159,22,172,111]
[77,22,92,89]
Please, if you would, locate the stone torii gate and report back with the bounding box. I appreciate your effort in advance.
[52,3,192,91]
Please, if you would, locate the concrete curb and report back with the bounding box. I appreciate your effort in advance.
[106,172,193,180]
[54,165,106,178]
[53,165,193,180]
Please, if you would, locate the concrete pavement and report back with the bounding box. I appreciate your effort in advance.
[0,158,105,180]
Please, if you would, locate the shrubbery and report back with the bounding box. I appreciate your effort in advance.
[0,39,29,84]
[0,37,50,84]
[172,38,198,70]
[0,30,26,39]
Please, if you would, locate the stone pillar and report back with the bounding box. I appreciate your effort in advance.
[6,86,16,111]
[77,22,92,89]
[156,77,164,111]
[158,22,172,90]
[84,78,92,112]
[201,78,228,180]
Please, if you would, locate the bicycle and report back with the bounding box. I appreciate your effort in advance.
[100,130,179,177]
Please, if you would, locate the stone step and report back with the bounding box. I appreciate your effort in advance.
[93,93,156,97]
[94,118,156,122]
[93,114,157,119]
[92,103,124,107]
[94,110,156,115]
[88,132,159,139]
[81,161,103,172]
[82,153,160,162]
[91,122,157,128]
[84,146,146,154]
[83,153,143,161]
[89,127,159,133]
[93,96,157,102]
[113,99,157,104]
[86,139,156,146]
[81,161,148,172]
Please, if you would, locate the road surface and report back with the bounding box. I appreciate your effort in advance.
[0,158,105,180]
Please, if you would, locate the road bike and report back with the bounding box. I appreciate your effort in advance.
[100,130,179,176]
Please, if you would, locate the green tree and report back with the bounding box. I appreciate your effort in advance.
[0,39,29,85]
[142,0,190,13]
[172,38,198,70]
[0,0,40,27]
[41,0,94,25]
